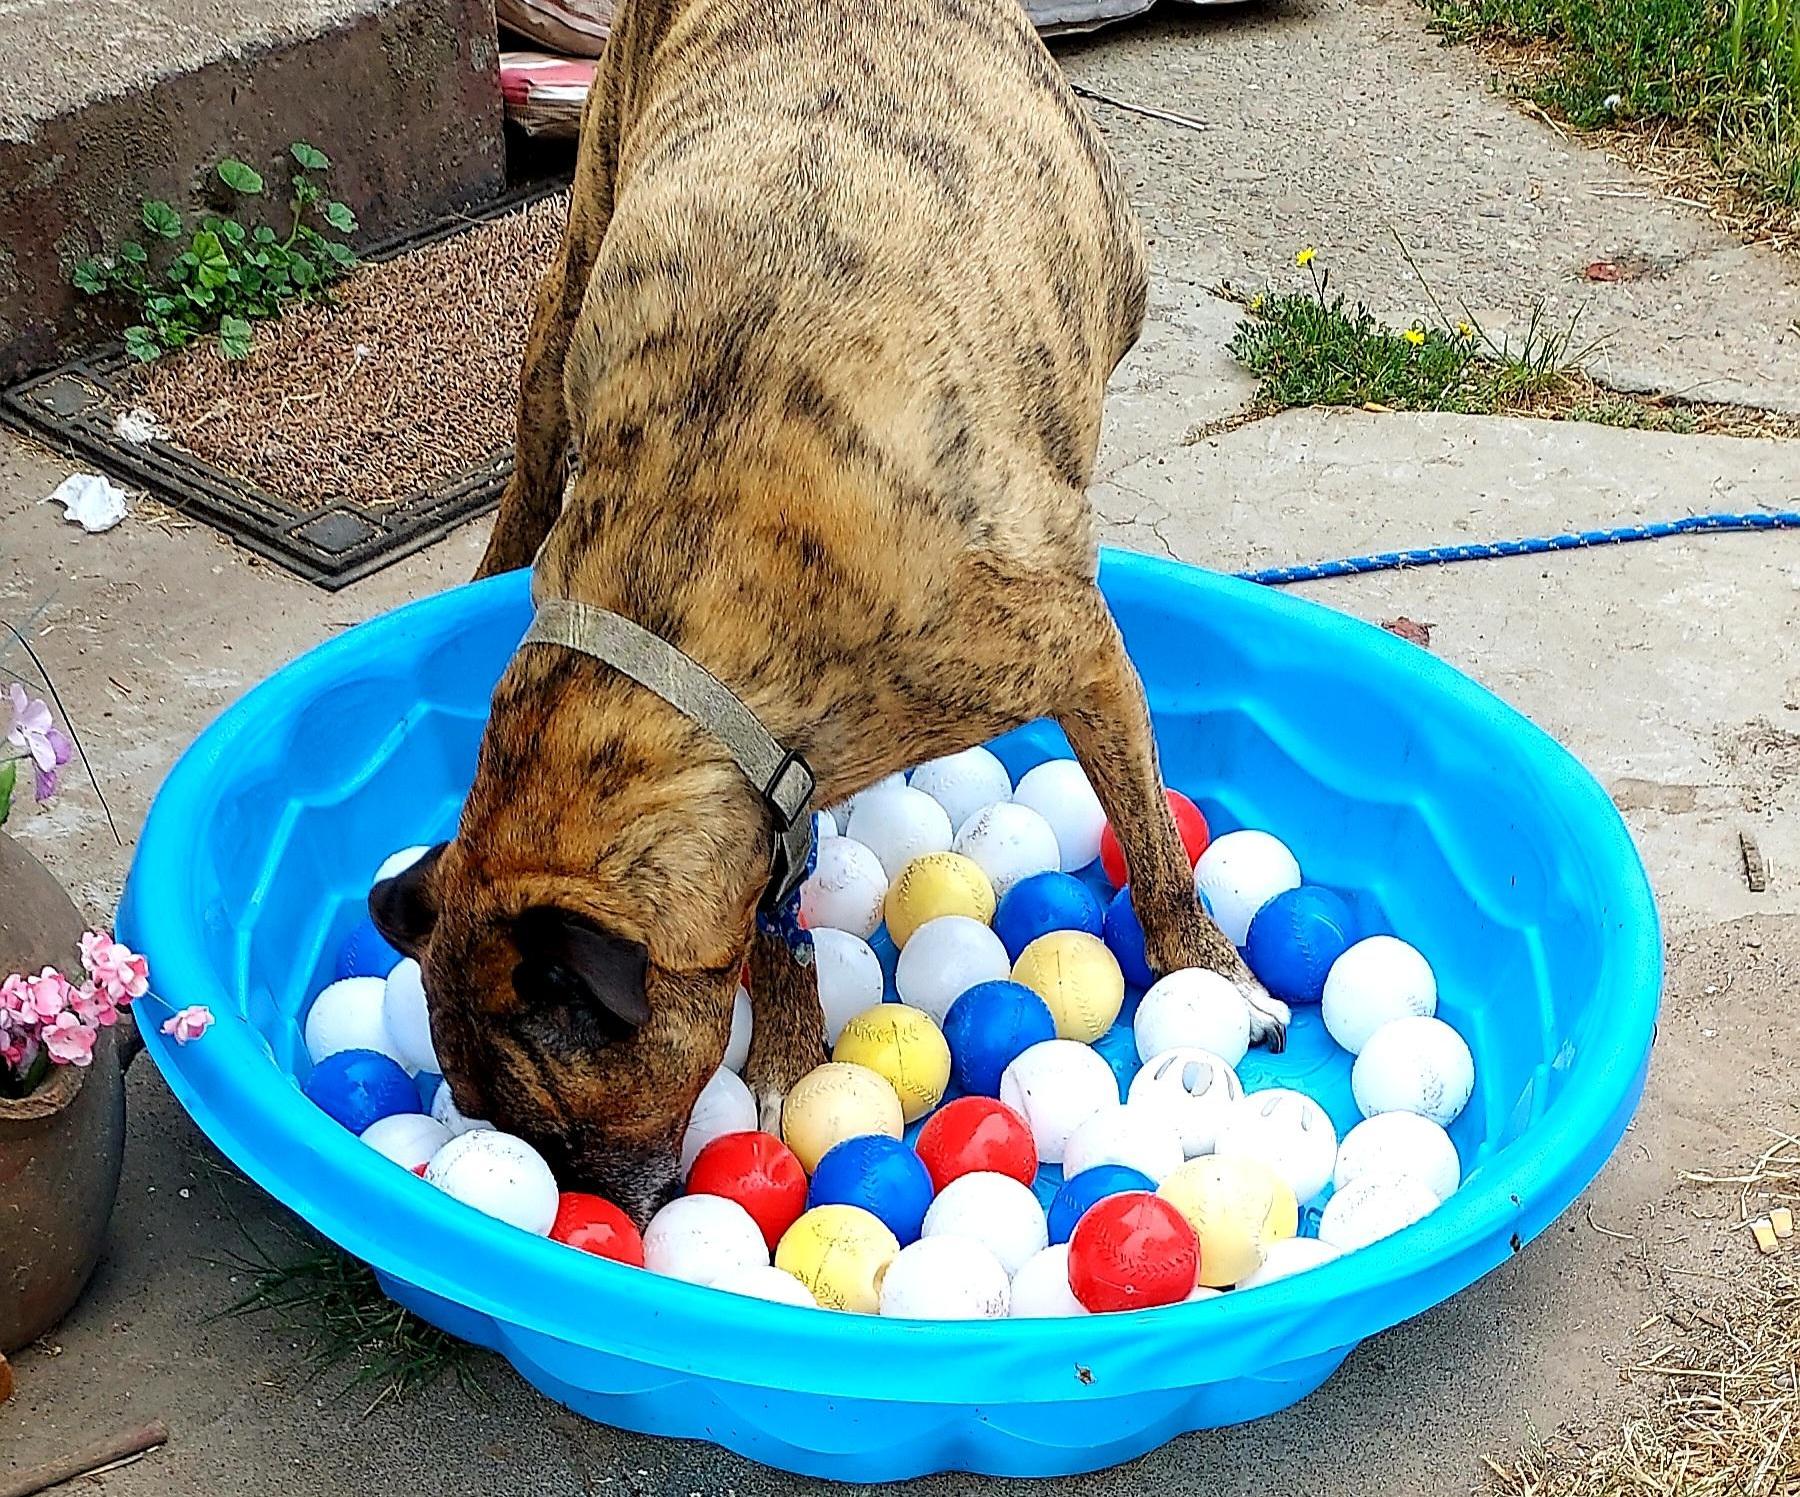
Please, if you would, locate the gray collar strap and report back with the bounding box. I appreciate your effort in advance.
[521,596,817,912]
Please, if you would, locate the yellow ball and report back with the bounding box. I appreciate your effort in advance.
[832,1003,952,1123]
[774,1204,901,1313]
[885,852,996,947]
[1158,1154,1299,1288]
[780,1061,904,1173]
[1010,930,1125,1043]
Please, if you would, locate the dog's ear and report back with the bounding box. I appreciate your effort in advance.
[369,843,448,957]
[512,907,651,1042]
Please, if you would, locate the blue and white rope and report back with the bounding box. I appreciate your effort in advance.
[1232,508,1800,586]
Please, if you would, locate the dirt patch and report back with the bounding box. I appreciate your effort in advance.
[1720,721,1800,814]
[135,193,568,511]
[1483,918,1800,1495]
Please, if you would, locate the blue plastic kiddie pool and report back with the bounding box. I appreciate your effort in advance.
[119,549,1660,1481]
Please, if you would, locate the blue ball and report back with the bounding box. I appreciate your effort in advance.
[942,980,1057,1097]
[992,871,1104,961]
[335,915,401,980]
[303,1048,419,1133]
[1102,885,1156,989]
[1244,885,1357,1004]
[1047,1164,1157,1244]
[808,1134,936,1245]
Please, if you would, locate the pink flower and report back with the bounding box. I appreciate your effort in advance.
[41,1011,97,1066]
[5,684,63,775]
[20,968,74,1022]
[69,979,117,1028]
[160,1005,214,1044]
[79,932,149,1003]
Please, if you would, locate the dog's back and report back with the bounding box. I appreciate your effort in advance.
[537,0,1148,696]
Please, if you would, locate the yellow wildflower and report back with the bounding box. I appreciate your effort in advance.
[1456,321,1475,339]
[1403,327,1426,346]
[1295,246,1316,267]
[1249,294,1266,312]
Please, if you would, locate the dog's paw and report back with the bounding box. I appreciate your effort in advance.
[1235,962,1290,1054]
[743,1025,828,1136]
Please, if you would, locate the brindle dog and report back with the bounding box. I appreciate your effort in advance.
[372,0,1288,1224]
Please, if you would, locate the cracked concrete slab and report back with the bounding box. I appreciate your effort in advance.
[1063,0,1800,413]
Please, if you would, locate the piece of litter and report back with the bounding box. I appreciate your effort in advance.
[1751,1217,1779,1254]
[1772,1207,1794,1239]
[112,407,169,445]
[1739,830,1767,892]
[46,472,129,533]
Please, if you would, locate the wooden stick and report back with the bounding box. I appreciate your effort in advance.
[0,1421,169,1497]
[0,1352,12,1406]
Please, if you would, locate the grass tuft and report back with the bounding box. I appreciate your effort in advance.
[216,1223,483,1416]
[1426,0,1800,215]
[1225,244,1585,416]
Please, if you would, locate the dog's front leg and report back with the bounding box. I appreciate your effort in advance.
[1058,601,1290,1051]
[744,926,831,1132]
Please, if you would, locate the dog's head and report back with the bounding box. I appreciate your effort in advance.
[370,660,772,1225]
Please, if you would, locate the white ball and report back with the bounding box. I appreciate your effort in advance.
[848,786,954,880]
[815,809,839,839]
[1213,1088,1339,1204]
[430,1078,495,1136]
[894,915,1011,1024]
[1317,1173,1441,1253]
[998,1038,1119,1165]
[921,1171,1049,1276]
[644,1194,769,1285]
[712,1263,818,1307]
[424,1130,559,1234]
[373,843,432,885]
[381,959,440,1075]
[1237,1235,1342,1288]
[1134,969,1250,1067]
[723,984,752,1073]
[1193,830,1301,945]
[1352,1016,1475,1127]
[1126,1047,1244,1157]
[1322,936,1438,1054]
[811,927,886,1044]
[952,801,1062,899]
[1334,1112,1461,1201]
[305,977,404,1067]
[879,1235,1012,1319]
[830,772,907,826]
[1009,1243,1088,1317]
[360,1112,453,1171]
[908,748,1013,834]
[1011,759,1107,872]
[1060,1102,1185,1184]
[799,836,889,939]
[681,1067,757,1174]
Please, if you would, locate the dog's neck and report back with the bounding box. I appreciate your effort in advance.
[462,642,773,973]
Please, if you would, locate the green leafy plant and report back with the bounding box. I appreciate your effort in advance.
[72,142,360,362]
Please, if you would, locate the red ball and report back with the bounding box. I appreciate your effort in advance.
[410,1162,430,1178]
[550,1192,646,1267]
[685,1130,808,1251]
[913,1096,1038,1193]
[1067,1191,1198,1312]
[1099,790,1210,888]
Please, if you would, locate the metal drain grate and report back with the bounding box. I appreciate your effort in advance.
[1,185,563,590]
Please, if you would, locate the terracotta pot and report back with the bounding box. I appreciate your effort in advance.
[0,832,127,1354]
